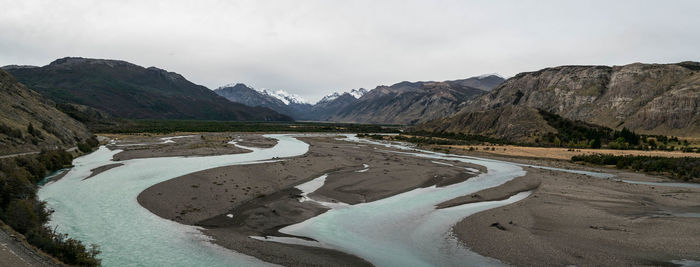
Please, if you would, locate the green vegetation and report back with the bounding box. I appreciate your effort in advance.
[77,136,100,153]
[0,123,23,139]
[397,112,696,153]
[537,110,696,151]
[91,119,400,134]
[0,144,101,266]
[396,131,514,146]
[571,154,700,181]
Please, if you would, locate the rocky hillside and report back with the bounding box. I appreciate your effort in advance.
[415,106,556,141]
[327,75,505,125]
[0,69,92,155]
[418,62,700,139]
[5,58,291,121]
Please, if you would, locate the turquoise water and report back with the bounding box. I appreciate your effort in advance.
[260,136,535,266]
[38,134,308,267]
[38,134,629,267]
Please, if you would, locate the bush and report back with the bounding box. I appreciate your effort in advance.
[4,199,40,233]
[572,154,700,181]
[0,151,101,266]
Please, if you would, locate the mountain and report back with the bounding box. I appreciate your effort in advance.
[305,92,362,121]
[317,88,367,104]
[325,75,505,125]
[4,57,291,121]
[0,69,92,155]
[417,62,700,139]
[259,89,310,105]
[214,84,313,119]
[214,83,291,113]
[214,75,502,124]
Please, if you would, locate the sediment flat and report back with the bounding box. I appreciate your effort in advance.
[85,163,123,179]
[137,135,483,266]
[104,133,276,161]
[451,164,700,266]
[132,134,699,266]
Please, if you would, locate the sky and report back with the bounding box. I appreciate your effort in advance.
[1,0,700,102]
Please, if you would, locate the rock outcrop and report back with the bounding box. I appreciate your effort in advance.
[422,62,700,138]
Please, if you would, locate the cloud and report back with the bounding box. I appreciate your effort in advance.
[1,0,699,102]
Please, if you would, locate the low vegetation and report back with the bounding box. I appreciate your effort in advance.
[358,132,514,148]
[571,154,700,181]
[0,143,101,266]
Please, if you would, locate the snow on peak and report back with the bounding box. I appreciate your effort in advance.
[349,88,368,99]
[259,89,309,105]
[477,73,505,79]
[317,88,368,104]
[319,92,341,103]
[218,83,250,90]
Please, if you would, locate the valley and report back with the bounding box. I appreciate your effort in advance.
[2,58,699,266]
[35,132,700,266]
[4,2,700,266]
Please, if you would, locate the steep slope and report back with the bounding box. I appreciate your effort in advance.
[461,62,700,137]
[0,69,92,155]
[414,106,556,141]
[327,75,504,125]
[5,57,291,121]
[420,62,700,139]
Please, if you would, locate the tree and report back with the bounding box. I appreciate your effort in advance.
[4,199,40,234]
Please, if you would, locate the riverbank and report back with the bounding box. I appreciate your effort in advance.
[0,223,63,267]
[130,133,699,266]
[138,135,484,266]
[447,161,700,266]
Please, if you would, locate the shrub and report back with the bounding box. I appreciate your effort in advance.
[571,154,699,181]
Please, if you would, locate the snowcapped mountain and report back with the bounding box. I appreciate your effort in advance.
[260,89,309,105]
[215,73,504,123]
[318,88,368,104]
[319,92,342,103]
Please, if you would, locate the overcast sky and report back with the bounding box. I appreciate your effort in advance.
[1,0,699,102]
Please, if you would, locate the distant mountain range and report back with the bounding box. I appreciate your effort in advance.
[0,69,92,154]
[216,75,504,124]
[416,62,700,139]
[325,76,504,125]
[3,56,697,141]
[4,57,291,122]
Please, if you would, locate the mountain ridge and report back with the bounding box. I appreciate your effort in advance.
[418,62,700,139]
[5,57,292,122]
[216,75,504,123]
